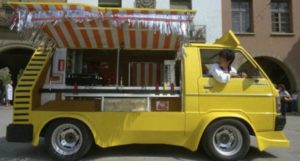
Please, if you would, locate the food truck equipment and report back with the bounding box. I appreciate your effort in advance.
[163,60,176,85]
[66,73,102,86]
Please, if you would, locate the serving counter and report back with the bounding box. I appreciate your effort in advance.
[40,85,182,112]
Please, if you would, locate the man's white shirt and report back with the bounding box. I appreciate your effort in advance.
[208,64,237,84]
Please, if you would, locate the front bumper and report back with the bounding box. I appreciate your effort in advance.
[6,124,33,142]
[256,131,290,151]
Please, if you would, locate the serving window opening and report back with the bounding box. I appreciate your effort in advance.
[39,48,183,113]
[65,49,181,88]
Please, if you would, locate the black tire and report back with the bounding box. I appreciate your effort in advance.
[201,119,250,161]
[45,119,94,161]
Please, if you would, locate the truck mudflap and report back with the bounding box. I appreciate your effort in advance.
[6,124,33,142]
[256,131,290,151]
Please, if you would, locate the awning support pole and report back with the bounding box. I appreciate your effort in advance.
[116,48,120,87]
[128,63,131,87]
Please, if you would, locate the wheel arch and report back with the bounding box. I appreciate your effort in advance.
[35,115,98,146]
[204,117,256,136]
[187,112,257,151]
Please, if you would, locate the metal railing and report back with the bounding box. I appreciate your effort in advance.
[188,25,206,43]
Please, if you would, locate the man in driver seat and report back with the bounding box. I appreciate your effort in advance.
[208,49,238,83]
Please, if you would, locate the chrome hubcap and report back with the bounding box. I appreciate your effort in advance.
[51,124,83,155]
[212,125,243,156]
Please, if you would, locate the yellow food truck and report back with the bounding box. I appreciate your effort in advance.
[6,2,289,161]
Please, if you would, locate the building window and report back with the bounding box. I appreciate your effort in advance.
[98,0,121,7]
[136,0,156,8]
[231,0,252,33]
[271,0,291,33]
[170,0,191,10]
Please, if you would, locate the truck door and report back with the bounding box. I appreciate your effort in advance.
[122,110,185,144]
[197,48,275,131]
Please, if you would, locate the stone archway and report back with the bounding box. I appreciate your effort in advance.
[254,56,296,91]
[0,45,34,87]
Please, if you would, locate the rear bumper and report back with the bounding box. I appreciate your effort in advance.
[6,124,33,142]
[256,131,290,151]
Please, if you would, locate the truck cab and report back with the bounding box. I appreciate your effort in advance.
[182,32,289,160]
[6,2,289,161]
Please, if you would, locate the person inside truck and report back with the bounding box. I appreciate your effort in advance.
[208,49,238,83]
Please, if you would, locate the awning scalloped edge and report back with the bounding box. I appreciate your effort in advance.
[9,2,196,37]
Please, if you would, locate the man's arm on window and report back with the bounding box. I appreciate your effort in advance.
[209,67,231,84]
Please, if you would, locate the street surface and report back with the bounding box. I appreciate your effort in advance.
[0,106,299,161]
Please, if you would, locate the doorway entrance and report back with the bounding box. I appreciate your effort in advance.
[254,56,295,90]
[0,48,34,87]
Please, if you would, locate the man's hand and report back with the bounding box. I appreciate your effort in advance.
[230,73,238,77]
[239,72,247,78]
[284,96,292,102]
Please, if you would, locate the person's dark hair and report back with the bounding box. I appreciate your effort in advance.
[219,49,236,66]
[278,84,286,91]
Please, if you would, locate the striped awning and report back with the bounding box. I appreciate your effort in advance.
[8,2,196,50]
[41,19,182,49]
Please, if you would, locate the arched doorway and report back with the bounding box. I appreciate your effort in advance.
[254,56,295,90]
[0,47,34,87]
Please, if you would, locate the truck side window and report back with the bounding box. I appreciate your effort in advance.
[200,49,263,78]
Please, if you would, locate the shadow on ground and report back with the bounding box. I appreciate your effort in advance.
[0,137,50,161]
[0,137,277,161]
[86,144,277,161]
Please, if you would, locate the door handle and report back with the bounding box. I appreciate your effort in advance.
[203,84,214,89]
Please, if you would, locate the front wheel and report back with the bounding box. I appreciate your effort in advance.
[202,119,250,161]
[45,119,93,161]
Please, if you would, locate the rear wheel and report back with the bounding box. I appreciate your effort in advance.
[45,119,93,161]
[202,119,250,161]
